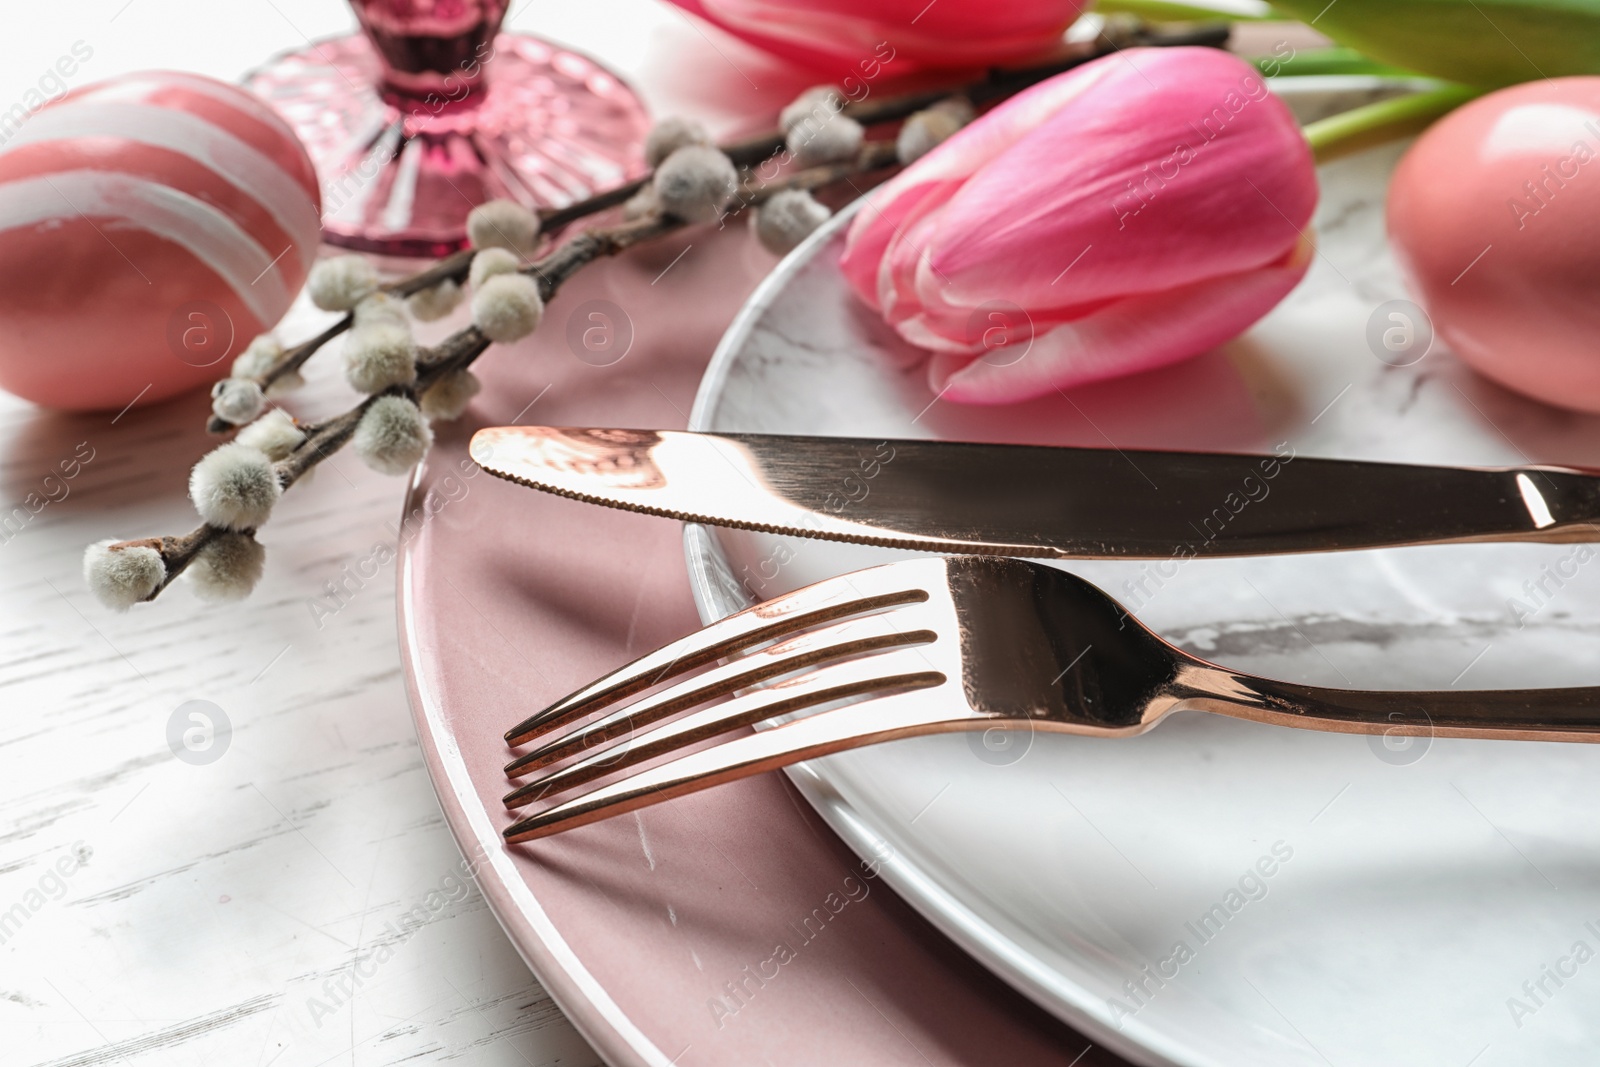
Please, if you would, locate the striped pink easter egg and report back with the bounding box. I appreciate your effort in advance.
[0,71,321,411]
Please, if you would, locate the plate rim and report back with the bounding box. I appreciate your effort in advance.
[680,74,1423,1067]
[397,477,680,1067]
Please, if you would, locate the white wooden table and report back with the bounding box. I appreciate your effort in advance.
[0,4,796,1063]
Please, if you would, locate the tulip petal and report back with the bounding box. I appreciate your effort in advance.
[840,59,1121,303]
[839,179,957,311]
[929,240,1313,404]
[925,48,1317,312]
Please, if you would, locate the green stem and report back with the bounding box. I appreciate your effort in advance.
[1093,0,1283,20]
[1302,84,1482,164]
[1252,46,1413,78]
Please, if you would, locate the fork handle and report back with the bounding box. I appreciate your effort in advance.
[1178,666,1600,743]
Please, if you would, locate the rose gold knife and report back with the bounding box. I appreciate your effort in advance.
[468,425,1600,559]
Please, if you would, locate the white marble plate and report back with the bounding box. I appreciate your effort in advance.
[683,80,1600,1067]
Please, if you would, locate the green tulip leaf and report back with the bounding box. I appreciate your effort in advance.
[1266,0,1600,85]
[1251,45,1414,77]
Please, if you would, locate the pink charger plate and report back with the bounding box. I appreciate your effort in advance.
[396,221,1127,1066]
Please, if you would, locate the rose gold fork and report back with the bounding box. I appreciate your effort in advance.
[501,556,1600,843]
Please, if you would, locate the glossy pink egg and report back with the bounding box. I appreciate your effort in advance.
[0,71,321,412]
[1388,78,1600,412]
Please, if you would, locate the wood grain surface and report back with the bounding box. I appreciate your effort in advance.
[0,3,817,1063]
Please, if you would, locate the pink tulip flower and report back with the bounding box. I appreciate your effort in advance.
[665,0,1086,75]
[839,46,1319,405]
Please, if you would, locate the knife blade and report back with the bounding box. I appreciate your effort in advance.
[468,425,1600,559]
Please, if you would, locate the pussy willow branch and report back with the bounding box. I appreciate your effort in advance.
[130,140,902,598]
[143,401,376,596]
[222,17,1228,420]
[413,142,900,392]
[229,247,477,424]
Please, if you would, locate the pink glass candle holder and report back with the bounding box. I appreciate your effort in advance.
[247,0,650,257]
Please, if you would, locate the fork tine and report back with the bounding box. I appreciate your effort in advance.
[504,615,937,778]
[504,647,944,809]
[504,688,978,842]
[504,573,929,747]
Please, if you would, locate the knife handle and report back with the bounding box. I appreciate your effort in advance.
[1496,466,1600,544]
